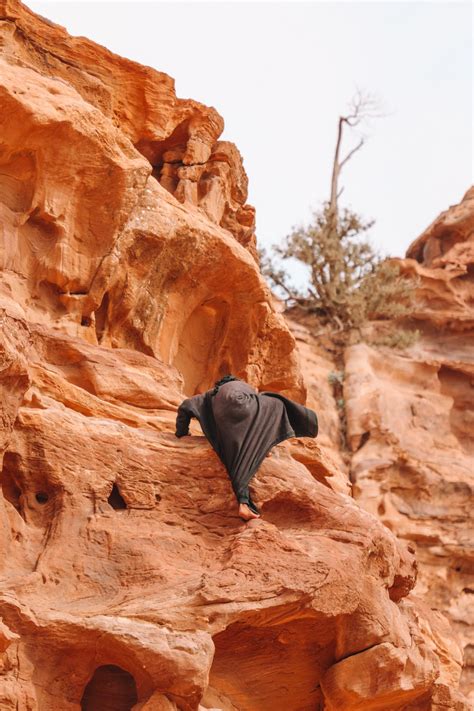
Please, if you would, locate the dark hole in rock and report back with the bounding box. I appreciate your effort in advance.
[108,483,127,510]
[81,316,91,327]
[137,117,190,167]
[155,493,162,503]
[358,431,370,450]
[35,492,49,504]
[80,664,138,711]
[95,292,109,344]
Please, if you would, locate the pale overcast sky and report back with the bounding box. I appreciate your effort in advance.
[27,1,472,260]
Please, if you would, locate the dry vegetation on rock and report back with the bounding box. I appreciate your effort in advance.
[262,93,419,348]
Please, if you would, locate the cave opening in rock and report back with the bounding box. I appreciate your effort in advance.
[137,117,190,171]
[208,617,335,711]
[108,483,127,510]
[35,491,49,504]
[80,664,138,711]
[174,297,230,396]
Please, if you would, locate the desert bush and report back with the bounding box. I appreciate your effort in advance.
[261,92,418,348]
[262,210,417,335]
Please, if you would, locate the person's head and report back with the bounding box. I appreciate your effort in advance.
[211,374,240,396]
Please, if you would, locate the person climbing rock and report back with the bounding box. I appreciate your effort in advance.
[175,375,318,521]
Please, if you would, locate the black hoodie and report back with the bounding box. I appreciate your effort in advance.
[175,380,318,502]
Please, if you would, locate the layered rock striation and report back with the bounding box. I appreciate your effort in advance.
[0,1,469,709]
[289,188,474,704]
[344,188,474,703]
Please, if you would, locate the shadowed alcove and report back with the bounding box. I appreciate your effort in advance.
[208,616,335,711]
[438,365,474,454]
[174,297,230,395]
[108,483,127,511]
[80,665,138,710]
[0,148,36,213]
[95,292,110,344]
[1,450,60,526]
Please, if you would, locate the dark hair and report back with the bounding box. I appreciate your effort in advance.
[211,374,239,396]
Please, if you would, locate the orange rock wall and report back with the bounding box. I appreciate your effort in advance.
[288,189,474,705]
[345,188,474,704]
[0,2,470,710]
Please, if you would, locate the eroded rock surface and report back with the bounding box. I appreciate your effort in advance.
[285,189,474,707]
[0,0,257,257]
[344,189,474,704]
[0,1,469,709]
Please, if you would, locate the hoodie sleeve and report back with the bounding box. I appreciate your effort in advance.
[261,392,318,438]
[175,399,193,437]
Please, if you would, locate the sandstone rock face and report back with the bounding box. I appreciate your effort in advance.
[0,0,298,399]
[0,0,257,257]
[0,1,469,709]
[402,187,474,330]
[344,188,474,704]
[276,308,351,497]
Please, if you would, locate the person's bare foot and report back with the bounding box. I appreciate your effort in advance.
[239,503,261,521]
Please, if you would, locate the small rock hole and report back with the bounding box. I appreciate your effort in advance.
[108,483,127,510]
[35,492,49,504]
[155,493,162,503]
[81,316,91,327]
[357,431,370,451]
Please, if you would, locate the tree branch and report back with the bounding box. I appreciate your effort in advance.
[340,138,365,169]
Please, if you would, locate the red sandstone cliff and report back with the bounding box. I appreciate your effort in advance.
[0,2,470,709]
[287,187,474,706]
[346,188,474,704]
